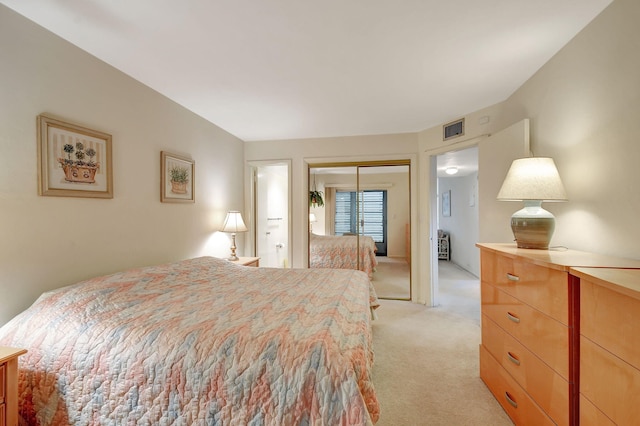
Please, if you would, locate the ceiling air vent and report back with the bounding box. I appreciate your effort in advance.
[443,118,465,141]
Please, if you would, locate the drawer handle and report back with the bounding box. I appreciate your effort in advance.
[505,392,518,408]
[506,312,520,323]
[507,351,521,366]
[506,273,520,282]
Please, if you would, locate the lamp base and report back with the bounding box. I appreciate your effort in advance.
[228,233,239,261]
[510,201,556,250]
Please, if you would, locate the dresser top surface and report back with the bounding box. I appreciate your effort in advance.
[572,267,640,299]
[477,243,640,270]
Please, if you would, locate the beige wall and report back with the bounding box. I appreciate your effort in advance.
[0,6,246,325]
[421,0,640,260]
[496,0,640,259]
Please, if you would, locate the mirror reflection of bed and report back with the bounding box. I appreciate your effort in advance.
[309,163,411,300]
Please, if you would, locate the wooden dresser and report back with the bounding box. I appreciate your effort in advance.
[0,347,27,426]
[477,243,640,426]
[571,268,640,425]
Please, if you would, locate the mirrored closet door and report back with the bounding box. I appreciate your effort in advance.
[308,161,410,300]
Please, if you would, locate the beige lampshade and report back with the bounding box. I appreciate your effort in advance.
[222,211,247,233]
[497,157,568,201]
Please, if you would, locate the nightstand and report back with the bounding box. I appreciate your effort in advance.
[1,346,27,426]
[229,257,260,267]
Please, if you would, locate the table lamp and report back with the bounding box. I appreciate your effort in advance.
[497,157,567,249]
[222,211,248,261]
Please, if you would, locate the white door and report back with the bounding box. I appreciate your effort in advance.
[478,119,531,244]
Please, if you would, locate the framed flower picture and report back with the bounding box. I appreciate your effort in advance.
[161,151,195,203]
[37,114,113,198]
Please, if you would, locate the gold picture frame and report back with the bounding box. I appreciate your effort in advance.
[161,151,195,203]
[37,114,113,198]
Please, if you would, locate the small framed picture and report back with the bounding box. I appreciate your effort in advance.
[161,151,195,203]
[442,190,451,217]
[37,114,113,198]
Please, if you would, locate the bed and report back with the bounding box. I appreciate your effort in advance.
[0,256,380,425]
[309,233,378,279]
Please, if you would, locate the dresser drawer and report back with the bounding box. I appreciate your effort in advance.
[581,278,640,370]
[481,250,568,324]
[480,345,555,426]
[481,283,569,379]
[579,394,615,426]
[581,336,640,425]
[482,315,569,425]
[0,403,5,426]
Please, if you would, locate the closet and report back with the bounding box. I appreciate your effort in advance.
[308,161,411,300]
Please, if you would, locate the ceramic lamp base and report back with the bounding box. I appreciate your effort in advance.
[510,201,556,250]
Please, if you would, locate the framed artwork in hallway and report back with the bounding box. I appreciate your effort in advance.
[442,190,451,217]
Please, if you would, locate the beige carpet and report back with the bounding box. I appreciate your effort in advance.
[371,261,513,425]
[372,256,411,300]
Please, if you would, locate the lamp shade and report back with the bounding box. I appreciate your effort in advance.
[222,211,247,233]
[309,213,317,223]
[497,157,567,201]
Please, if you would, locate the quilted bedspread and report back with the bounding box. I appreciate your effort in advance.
[309,234,378,279]
[0,257,380,425]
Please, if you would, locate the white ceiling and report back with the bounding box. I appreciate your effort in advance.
[437,146,478,177]
[2,0,611,142]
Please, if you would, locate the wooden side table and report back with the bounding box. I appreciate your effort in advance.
[0,346,27,426]
[229,257,260,267]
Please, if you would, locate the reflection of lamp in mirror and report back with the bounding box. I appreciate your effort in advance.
[497,157,567,249]
[309,213,317,233]
[222,211,248,261]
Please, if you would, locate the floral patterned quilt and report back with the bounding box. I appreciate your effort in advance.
[309,234,378,279]
[0,257,380,425]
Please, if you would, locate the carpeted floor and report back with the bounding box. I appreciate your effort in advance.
[371,261,512,425]
[372,256,411,299]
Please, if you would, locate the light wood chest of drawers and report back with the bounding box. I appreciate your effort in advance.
[0,347,27,426]
[571,268,640,425]
[477,243,640,426]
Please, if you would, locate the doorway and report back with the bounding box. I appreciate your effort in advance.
[428,118,531,307]
[251,161,291,268]
[309,161,411,300]
[432,146,480,316]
